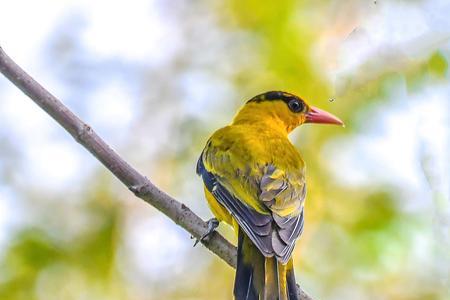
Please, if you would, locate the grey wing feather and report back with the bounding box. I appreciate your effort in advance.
[260,164,306,263]
[197,156,274,256]
[198,153,306,263]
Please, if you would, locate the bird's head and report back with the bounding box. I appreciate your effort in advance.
[233,91,344,133]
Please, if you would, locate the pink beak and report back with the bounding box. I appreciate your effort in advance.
[305,106,344,126]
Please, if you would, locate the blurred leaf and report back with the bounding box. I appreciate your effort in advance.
[428,51,448,78]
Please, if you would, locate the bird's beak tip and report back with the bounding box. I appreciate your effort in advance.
[305,106,344,127]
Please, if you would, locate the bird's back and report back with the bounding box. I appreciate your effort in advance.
[206,123,305,175]
[199,122,306,259]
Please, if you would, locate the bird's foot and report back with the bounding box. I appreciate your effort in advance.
[193,218,219,247]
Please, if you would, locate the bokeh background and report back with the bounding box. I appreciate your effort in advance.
[0,1,449,299]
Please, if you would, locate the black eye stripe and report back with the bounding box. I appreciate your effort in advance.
[263,91,285,101]
[248,91,297,103]
[247,91,305,113]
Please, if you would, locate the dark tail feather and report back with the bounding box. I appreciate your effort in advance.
[234,229,264,300]
[286,259,299,300]
[234,229,299,300]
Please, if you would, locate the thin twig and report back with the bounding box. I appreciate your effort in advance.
[0,46,313,300]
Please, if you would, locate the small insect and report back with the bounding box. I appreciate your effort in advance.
[329,98,335,102]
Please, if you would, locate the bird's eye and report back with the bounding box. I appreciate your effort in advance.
[288,99,304,113]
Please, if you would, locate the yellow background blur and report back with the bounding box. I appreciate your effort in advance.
[0,1,448,299]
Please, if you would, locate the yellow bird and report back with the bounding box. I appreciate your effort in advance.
[197,91,343,300]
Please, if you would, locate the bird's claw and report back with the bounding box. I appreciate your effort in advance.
[193,218,219,247]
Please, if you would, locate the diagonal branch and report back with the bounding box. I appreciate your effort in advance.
[0,46,312,300]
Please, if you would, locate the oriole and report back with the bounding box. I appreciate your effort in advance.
[197,91,343,300]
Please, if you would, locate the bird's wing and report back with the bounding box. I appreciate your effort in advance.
[259,164,305,262]
[197,136,305,263]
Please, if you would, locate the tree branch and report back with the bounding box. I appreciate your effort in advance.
[0,46,313,300]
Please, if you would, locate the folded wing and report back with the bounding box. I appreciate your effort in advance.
[197,142,306,263]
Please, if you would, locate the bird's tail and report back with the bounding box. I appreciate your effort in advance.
[234,229,298,300]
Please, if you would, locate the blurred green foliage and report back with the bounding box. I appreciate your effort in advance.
[428,52,448,78]
[0,185,124,300]
[0,1,448,300]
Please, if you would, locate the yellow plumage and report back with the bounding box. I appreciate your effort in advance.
[197,91,343,300]
[203,101,306,216]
